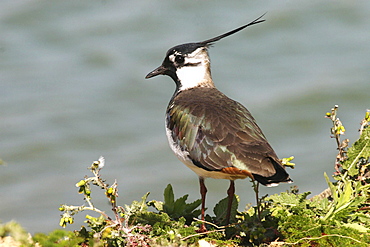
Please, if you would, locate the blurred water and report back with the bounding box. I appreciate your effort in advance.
[1,0,369,233]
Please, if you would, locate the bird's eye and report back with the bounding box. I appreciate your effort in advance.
[175,55,185,64]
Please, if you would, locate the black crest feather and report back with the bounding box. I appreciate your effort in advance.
[199,13,266,46]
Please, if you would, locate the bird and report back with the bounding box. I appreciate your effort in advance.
[145,15,292,232]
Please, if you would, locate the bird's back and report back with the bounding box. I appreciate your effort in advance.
[166,87,291,185]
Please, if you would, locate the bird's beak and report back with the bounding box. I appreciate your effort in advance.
[145,65,167,79]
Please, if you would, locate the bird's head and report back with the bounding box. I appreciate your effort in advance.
[145,14,265,91]
[145,43,212,90]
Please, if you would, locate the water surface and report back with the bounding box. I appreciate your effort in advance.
[1,0,369,233]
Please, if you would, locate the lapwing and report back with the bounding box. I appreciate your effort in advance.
[145,15,292,232]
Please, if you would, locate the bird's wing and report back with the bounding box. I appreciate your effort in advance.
[167,88,284,179]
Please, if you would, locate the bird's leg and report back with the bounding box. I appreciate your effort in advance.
[226,180,235,225]
[198,177,207,232]
[252,180,261,220]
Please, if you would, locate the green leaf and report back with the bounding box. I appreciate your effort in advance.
[324,172,338,202]
[124,192,150,221]
[213,194,239,224]
[213,197,227,219]
[163,184,175,214]
[358,183,370,191]
[148,200,163,211]
[139,192,150,209]
[173,194,188,216]
[185,199,202,213]
[135,210,171,226]
[158,184,201,224]
[342,127,370,177]
[352,212,370,224]
[337,180,353,208]
[267,191,310,206]
[343,223,370,233]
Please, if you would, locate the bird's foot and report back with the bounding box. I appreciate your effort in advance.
[196,224,207,233]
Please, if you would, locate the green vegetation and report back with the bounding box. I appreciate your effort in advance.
[1,106,369,246]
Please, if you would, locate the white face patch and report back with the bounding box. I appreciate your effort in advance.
[177,64,208,90]
[171,48,213,90]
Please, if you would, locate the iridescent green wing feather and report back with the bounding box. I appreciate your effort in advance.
[167,88,282,178]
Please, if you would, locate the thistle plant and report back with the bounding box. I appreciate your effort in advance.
[58,156,151,246]
[59,156,118,229]
[264,106,370,246]
[325,105,349,175]
[323,105,370,224]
